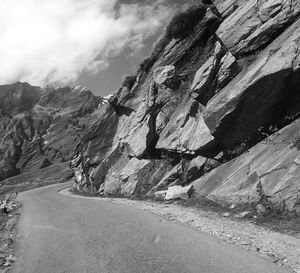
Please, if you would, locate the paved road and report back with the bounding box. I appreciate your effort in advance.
[12,183,290,273]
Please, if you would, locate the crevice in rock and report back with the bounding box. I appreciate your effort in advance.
[235,15,300,60]
[111,104,135,117]
[259,166,289,179]
[142,101,167,159]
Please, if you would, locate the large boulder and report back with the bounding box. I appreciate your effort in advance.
[165,185,195,200]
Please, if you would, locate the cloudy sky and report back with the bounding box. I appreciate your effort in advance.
[0,0,191,96]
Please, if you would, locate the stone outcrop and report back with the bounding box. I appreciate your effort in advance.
[165,185,195,200]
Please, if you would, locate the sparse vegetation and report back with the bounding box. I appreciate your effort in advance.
[122,75,136,90]
[139,57,154,73]
[166,4,207,39]
[138,4,208,74]
[138,36,169,73]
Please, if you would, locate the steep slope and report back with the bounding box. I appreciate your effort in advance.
[0,83,103,183]
[72,0,300,214]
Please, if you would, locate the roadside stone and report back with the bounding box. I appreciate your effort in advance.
[234,211,251,218]
[222,212,231,217]
[256,204,267,215]
[3,262,10,268]
[6,255,16,263]
[154,190,167,200]
[165,185,194,200]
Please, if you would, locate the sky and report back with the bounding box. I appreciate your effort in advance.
[0,0,193,96]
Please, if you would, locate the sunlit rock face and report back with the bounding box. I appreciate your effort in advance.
[192,119,300,214]
[70,0,300,212]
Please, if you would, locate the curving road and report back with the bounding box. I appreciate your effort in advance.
[12,183,290,273]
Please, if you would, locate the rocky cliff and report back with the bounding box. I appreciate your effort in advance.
[71,0,300,214]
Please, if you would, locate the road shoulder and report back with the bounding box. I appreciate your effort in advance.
[60,188,300,273]
[0,194,21,273]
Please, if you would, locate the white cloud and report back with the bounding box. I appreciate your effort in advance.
[0,0,172,86]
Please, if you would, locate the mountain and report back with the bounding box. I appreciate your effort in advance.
[0,82,104,192]
[1,0,300,214]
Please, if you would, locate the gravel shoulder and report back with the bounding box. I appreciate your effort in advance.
[61,188,300,273]
[0,195,21,273]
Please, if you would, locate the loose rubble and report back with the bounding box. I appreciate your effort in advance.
[0,194,21,273]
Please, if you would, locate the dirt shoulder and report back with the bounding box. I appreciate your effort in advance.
[62,188,300,273]
[0,194,21,273]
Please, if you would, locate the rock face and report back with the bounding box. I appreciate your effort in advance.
[69,0,300,213]
[204,19,300,148]
[216,0,300,56]
[156,99,214,153]
[192,119,300,213]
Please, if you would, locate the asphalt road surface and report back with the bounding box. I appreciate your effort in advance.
[12,183,290,273]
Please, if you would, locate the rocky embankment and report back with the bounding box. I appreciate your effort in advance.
[71,0,300,215]
[0,193,21,272]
